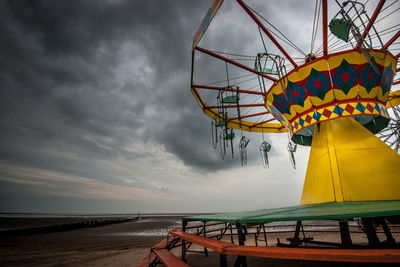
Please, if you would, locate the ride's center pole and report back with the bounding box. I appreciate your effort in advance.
[322,0,328,56]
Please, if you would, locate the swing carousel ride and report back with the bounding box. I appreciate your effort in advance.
[190,0,400,205]
[137,0,400,266]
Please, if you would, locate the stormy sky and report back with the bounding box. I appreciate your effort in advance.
[0,0,397,214]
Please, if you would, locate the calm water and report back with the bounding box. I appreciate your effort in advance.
[0,213,187,232]
[0,213,358,235]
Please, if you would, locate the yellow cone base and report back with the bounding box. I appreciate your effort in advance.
[301,117,400,205]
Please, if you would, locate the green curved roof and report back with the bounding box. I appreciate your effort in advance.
[184,200,400,225]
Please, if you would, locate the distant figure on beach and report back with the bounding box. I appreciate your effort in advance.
[136,212,141,220]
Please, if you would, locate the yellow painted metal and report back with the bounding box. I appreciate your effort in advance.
[301,122,336,205]
[192,0,224,51]
[325,122,344,202]
[265,50,396,122]
[191,87,288,133]
[387,90,400,108]
[263,50,397,138]
[301,117,400,205]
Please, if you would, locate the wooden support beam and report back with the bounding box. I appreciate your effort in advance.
[136,253,157,267]
[152,249,190,267]
[181,220,187,262]
[361,218,380,248]
[235,223,248,267]
[203,221,208,256]
[168,227,400,263]
[339,220,353,248]
[287,221,302,247]
[220,253,228,267]
[375,218,396,247]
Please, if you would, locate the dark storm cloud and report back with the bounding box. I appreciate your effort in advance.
[0,0,236,188]
[0,0,329,213]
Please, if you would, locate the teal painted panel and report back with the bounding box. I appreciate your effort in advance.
[184,200,400,225]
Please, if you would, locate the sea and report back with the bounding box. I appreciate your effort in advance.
[0,213,190,235]
[0,213,360,235]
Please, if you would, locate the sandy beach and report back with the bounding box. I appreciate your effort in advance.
[0,215,181,266]
[0,216,398,266]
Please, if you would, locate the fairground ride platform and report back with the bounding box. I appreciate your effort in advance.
[184,200,400,225]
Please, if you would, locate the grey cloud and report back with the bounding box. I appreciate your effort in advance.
[0,0,235,201]
[0,0,326,212]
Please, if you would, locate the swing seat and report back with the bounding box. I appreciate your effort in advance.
[243,139,249,147]
[264,143,271,152]
[222,96,239,104]
[256,67,278,75]
[291,144,297,152]
[240,138,249,148]
[224,132,235,140]
[217,119,229,127]
[329,18,351,42]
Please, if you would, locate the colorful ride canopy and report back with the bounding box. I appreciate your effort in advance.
[191,0,400,204]
[191,0,400,147]
[266,49,397,146]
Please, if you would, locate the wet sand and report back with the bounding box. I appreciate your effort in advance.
[0,216,181,266]
[0,216,398,266]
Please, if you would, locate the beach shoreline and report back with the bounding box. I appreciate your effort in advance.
[0,215,398,266]
[0,215,181,266]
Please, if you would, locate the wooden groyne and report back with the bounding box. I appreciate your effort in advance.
[0,218,134,236]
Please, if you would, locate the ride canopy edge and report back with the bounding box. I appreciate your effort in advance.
[183,200,400,225]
